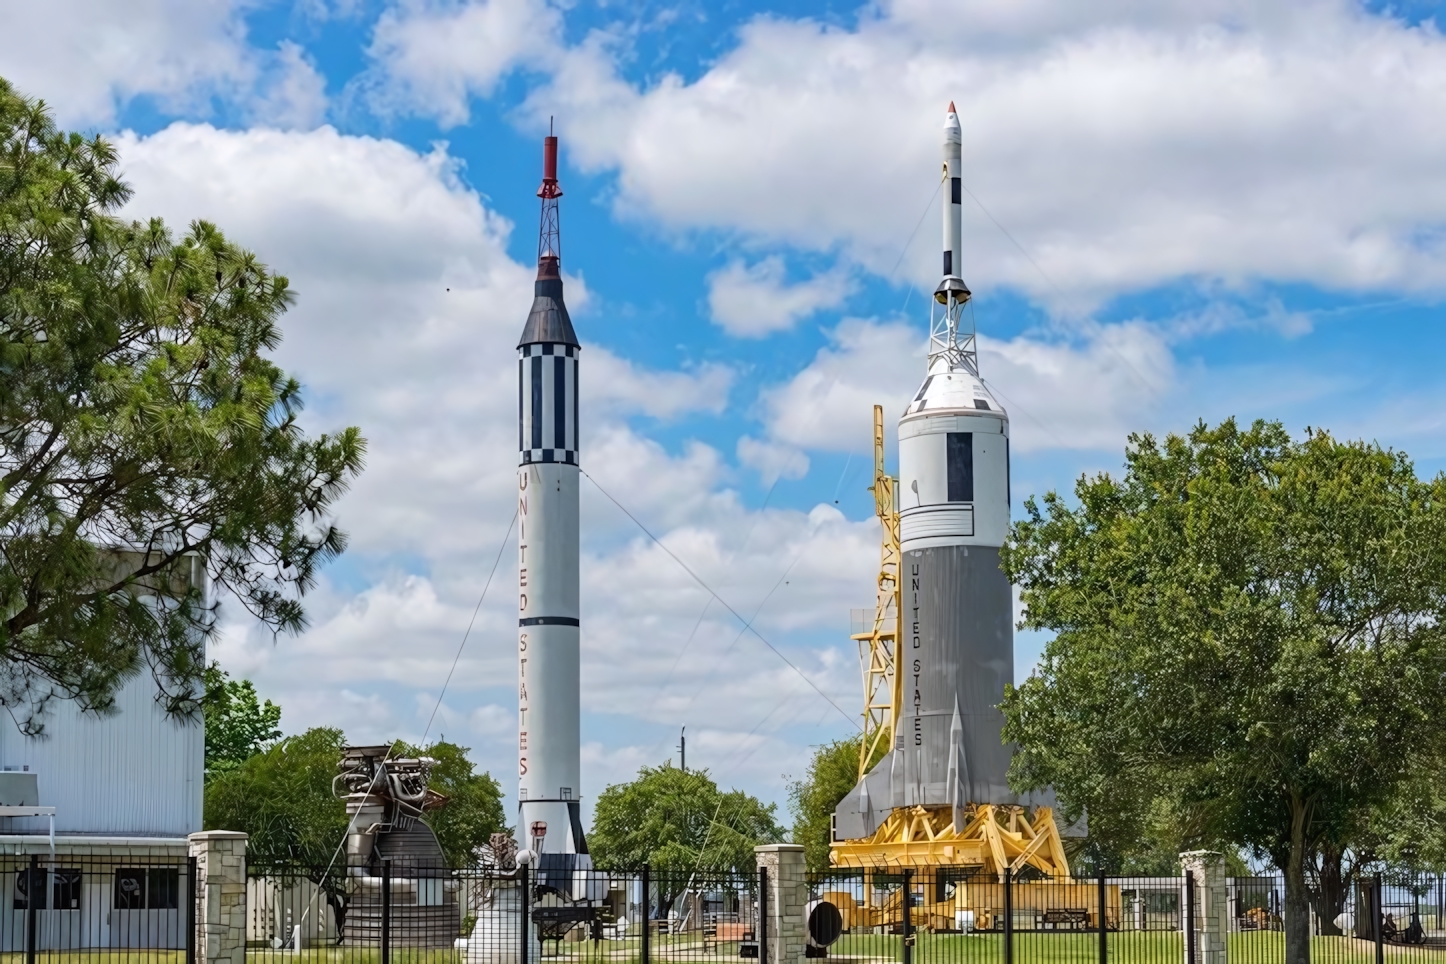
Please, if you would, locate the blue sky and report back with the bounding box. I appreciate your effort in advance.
[5,0,1446,825]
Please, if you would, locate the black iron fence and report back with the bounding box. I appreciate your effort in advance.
[0,854,1421,964]
[0,853,196,963]
[244,862,765,964]
[805,868,1446,964]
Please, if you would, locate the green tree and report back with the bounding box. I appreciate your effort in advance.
[206,726,349,938]
[0,78,364,730]
[1001,419,1446,964]
[788,736,879,872]
[590,764,784,876]
[202,664,281,779]
[391,739,508,867]
[205,726,348,864]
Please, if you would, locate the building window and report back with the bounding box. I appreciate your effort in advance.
[148,869,179,910]
[13,869,81,910]
[115,869,146,909]
[52,870,81,910]
[115,869,178,910]
[15,868,46,910]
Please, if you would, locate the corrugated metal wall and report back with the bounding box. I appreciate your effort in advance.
[0,671,202,837]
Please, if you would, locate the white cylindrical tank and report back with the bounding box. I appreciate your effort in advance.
[897,372,1009,551]
[895,364,1014,806]
[515,133,591,874]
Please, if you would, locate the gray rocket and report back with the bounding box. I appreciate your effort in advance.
[833,103,1048,841]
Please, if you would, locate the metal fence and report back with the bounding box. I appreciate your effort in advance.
[2,854,1424,964]
[245,862,765,964]
[0,853,196,963]
[805,867,1446,964]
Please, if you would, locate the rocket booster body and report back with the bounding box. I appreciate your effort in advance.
[517,134,589,868]
[942,104,963,282]
[896,102,1013,810]
[833,104,1049,842]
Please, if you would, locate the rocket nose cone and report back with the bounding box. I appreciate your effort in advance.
[944,102,961,140]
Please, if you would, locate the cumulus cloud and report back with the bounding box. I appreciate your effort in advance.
[754,315,1175,456]
[249,41,329,130]
[0,0,252,124]
[757,319,924,454]
[585,347,734,419]
[360,0,563,125]
[510,0,1446,307]
[0,1,335,128]
[737,436,810,485]
[116,122,868,803]
[707,258,853,337]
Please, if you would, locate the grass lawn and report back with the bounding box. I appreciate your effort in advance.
[231,930,1446,964]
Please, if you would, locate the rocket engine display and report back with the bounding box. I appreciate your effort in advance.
[516,132,591,881]
[832,104,1057,847]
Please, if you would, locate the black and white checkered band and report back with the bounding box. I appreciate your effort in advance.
[519,343,579,465]
[521,448,576,465]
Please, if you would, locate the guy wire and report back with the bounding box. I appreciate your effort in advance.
[957,177,1158,397]
[582,468,858,729]
[294,506,520,924]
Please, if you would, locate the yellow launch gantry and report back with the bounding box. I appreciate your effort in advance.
[853,405,901,781]
[830,406,1070,881]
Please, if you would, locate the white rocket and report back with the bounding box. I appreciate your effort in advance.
[516,133,591,874]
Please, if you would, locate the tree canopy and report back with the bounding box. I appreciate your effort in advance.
[202,663,282,779]
[391,739,508,868]
[788,736,877,872]
[205,726,348,865]
[0,77,364,730]
[589,764,785,875]
[1001,418,1446,964]
[206,729,507,869]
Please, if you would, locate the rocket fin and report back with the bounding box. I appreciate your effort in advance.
[858,770,873,834]
[890,733,904,809]
[949,697,966,832]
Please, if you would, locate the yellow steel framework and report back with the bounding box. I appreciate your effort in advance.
[820,871,1119,933]
[852,405,901,780]
[831,804,1070,879]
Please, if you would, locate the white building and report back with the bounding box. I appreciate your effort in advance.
[0,671,203,843]
[0,551,206,951]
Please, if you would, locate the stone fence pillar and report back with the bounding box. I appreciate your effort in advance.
[756,844,807,964]
[190,830,249,964]
[1181,850,1228,964]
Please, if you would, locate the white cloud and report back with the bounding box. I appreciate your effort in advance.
[0,2,334,128]
[115,121,869,806]
[519,0,1446,307]
[361,0,563,126]
[737,436,809,485]
[757,318,924,454]
[707,258,852,337]
[249,41,329,130]
[585,347,733,419]
[296,0,368,22]
[980,322,1174,451]
[755,316,1175,456]
[116,122,529,560]
[0,0,251,124]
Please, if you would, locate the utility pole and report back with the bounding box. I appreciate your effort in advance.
[678,727,686,771]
